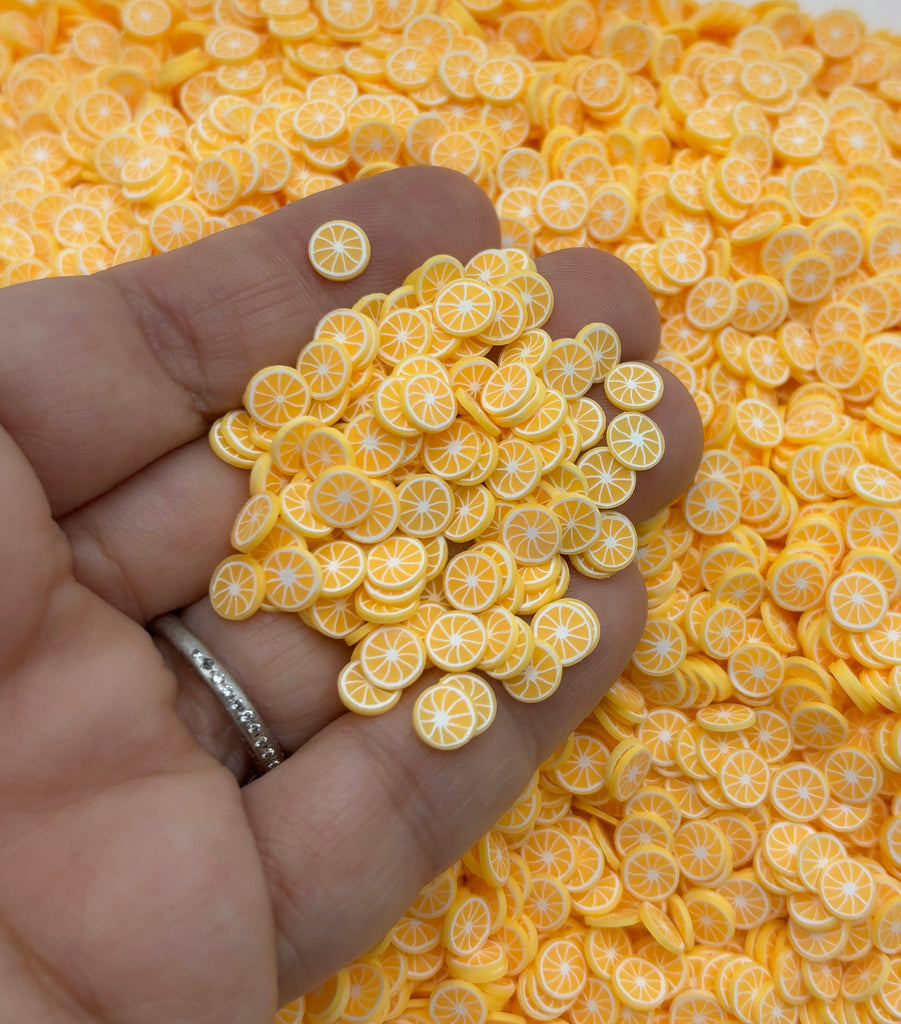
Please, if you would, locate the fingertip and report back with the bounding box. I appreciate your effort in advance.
[392,165,503,252]
[536,247,661,360]
[330,166,502,275]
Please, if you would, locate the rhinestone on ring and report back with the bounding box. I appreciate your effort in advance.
[150,613,284,776]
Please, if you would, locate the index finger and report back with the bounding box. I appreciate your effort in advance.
[0,166,499,516]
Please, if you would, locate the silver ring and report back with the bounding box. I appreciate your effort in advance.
[150,614,284,776]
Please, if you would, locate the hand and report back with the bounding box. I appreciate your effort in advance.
[0,166,702,1024]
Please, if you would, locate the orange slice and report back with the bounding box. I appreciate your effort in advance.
[401,373,457,433]
[657,236,706,286]
[540,338,596,399]
[337,660,402,716]
[442,672,496,736]
[243,365,311,428]
[683,889,735,946]
[433,279,497,336]
[428,979,487,1024]
[372,375,418,438]
[443,549,504,613]
[209,553,265,620]
[425,611,487,672]
[684,276,737,331]
[549,493,603,555]
[504,270,554,330]
[567,396,606,449]
[445,485,496,544]
[293,98,346,145]
[769,762,829,822]
[480,363,537,422]
[479,285,527,344]
[502,640,562,703]
[817,856,876,921]
[365,535,427,593]
[572,323,620,383]
[378,307,433,366]
[421,419,483,481]
[411,253,464,305]
[487,437,543,501]
[314,309,378,369]
[300,427,355,479]
[604,361,664,411]
[698,602,746,660]
[308,219,371,281]
[578,447,637,509]
[501,504,562,565]
[610,956,667,1011]
[310,595,363,640]
[631,618,687,677]
[357,625,426,690]
[620,843,679,901]
[848,463,901,506]
[396,474,455,538]
[192,154,241,213]
[824,745,881,804]
[531,598,600,667]
[266,415,317,475]
[717,748,769,809]
[296,339,353,401]
[308,465,374,528]
[683,478,741,535]
[261,545,322,611]
[230,492,279,553]
[606,411,665,470]
[413,682,478,750]
[827,571,888,632]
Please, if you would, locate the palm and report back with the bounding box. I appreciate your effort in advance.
[0,168,701,1024]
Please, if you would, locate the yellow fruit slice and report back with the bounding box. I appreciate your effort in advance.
[358,625,426,690]
[365,535,428,592]
[244,365,311,428]
[337,660,402,716]
[261,545,322,611]
[501,504,562,565]
[610,956,667,1011]
[425,611,487,672]
[396,473,456,537]
[502,640,563,703]
[433,279,497,336]
[401,372,457,433]
[230,492,280,553]
[413,682,479,750]
[296,339,353,401]
[442,672,496,736]
[308,219,371,280]
[827,571,888,632]
[606,411,665,470]
[604,361,664,411]
[308,465,374,528]
[530,598,600,667]
[209,553,265,620]
[578,447,637,509]
[817,856,876,921]
[444,549,504,613]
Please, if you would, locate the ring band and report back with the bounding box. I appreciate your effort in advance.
[150,614,284,776]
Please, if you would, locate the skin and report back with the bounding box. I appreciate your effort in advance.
[0,166,702,1024]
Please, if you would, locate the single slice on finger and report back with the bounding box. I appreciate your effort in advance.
[308,219,371,281]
